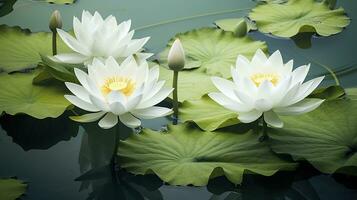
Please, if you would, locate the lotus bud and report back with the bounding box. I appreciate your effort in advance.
[234,20,248,38]
[168,39,185,71]
[49,10,62,32]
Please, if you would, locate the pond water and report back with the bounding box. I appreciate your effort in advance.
[0,0,357,199]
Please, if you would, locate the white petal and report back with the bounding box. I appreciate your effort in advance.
[109,102,126,115]
[89,95,109,111]
[284,60,294,74]
[238,110,262,123]
[274,98,324,116]
[266,50,283,67]
[132,106,173,119]
[264,111,283,128]
[119,113,141,128]
[65,95,100,112]
[211,77,237,100]
[137,88,173,109]
[234,90,253,107]
[98,113,118,129]
[257,80,273,99]
[254,98,273,112]
[292,64,310,85]
[74,68,90,91]
[107,91,126,105]
[123,37,150,56]
[208,92,251,112]
[251,49,268,67]
[65,82,90,102]
[126,94,143,111]
[54,53,88,64]
[289,76,325,106]
[57,29,90,55]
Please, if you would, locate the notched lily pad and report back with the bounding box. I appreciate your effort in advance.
[269,99,357,175]
[159,66,216,102]
[0,25,71,73]
[0,178,27,200]
[0,70,72,119]
[215,17,257,33]
[118,123,296,186]
[249,0,350,38]
[180,95,239,131]
[158,28,267,78]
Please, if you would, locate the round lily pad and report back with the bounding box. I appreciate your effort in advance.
[159,66,217,102]
[118,123,296,186]
[158,28,267,78]
[0,70,72,119]
[179,95,239,131]
[249,0,350,37]
[0,178,27,200]
[269,99,357,175]
[0,25,71,73]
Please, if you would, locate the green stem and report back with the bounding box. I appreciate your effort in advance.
[110,125,120,182]
[172,70,179,125]
[259,116,268,142]
[52,31,57,56]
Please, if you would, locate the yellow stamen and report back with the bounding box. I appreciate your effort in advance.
[251,73,280,86]
[101,76,136,96]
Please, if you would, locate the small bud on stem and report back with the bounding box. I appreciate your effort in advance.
[49,10,62,55]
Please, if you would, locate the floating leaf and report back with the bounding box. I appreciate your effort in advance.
[0,0,17,17]
[249,0,350,38]
[0,178,27,200]
[180,95,239,131]
[0,70,71,119]
[308,85,345,100]
[0,25,71,73]
[269,99,357,175]
[215,17,257,33]
[159,66,216,102]
[118,123,296,186]
[158,28,267,78]
[346,88,357,100]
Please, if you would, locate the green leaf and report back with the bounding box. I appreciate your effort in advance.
[308,85,345,100]
[346,88,357,100]
[180,95,239,131]
[0,0,17,17]
[33,55,83,84]
[0,25,71,73]
[215,17,257,33]
[158,28,267,78]
[269,99,357,175]
[0,70,72,119]
[249,0,351,38]
[0,178,27,200]
[118,123,296,186]
[159,66,217,102]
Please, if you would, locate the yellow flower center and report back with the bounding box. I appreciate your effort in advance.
[250,73,280,87]
[101,77,136,96]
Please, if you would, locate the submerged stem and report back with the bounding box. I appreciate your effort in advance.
[52,31,57,56]
[110,126,120,183]
[172,70,179,125]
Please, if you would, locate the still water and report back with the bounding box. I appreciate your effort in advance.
[1,0,357,199]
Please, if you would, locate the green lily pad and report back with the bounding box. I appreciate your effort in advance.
[158,28,267,78]
[269,99,357,175]
[0,178,27,200]
[159,66,216,102]
[215,17,257,33]
[179,95,239,131]
[0,25,71,73]
[249,0,350,38]
[118,123,296,186]
[0,0,17,17]
[308,85,345,100]
[346,88,357,100]
[0,70,72,119]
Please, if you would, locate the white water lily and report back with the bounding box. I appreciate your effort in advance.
[54,10,151,65]
[208,49,325,128]
[65,56,173,129]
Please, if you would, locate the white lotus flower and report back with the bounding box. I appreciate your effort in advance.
[65,56,173,129]
[208,49,325,128]
[54,10,151,65]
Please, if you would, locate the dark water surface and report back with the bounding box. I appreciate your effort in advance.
[1,0,357,199]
